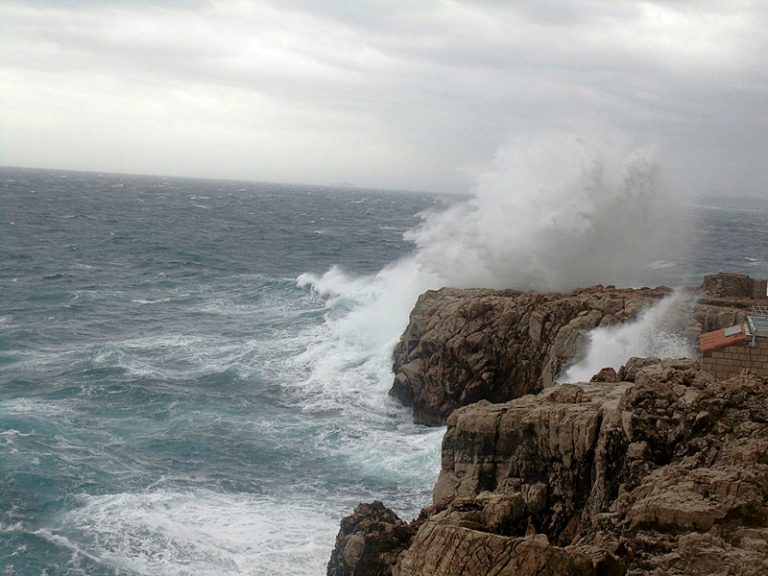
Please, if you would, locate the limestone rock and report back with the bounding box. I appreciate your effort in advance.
[395,523,595,576]
[327,501,415,576]
[332,362,768,575]
[331,276,768,576]
[590,367,619,382]
[389,286,670,425]
[389,279,758,426]
[428,364,768,575]
[433,382,631,540]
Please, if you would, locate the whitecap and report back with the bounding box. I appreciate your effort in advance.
[130,297,174,305]
[47,490,339,576]
[0,429,32,437]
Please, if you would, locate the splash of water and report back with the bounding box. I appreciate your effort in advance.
[296,134,686,404]
[407,134,683,291]
[560,291,696,383]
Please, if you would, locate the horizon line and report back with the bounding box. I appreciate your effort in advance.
[0,163,454,197]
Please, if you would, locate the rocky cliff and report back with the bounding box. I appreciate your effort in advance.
[390,281,748,426]
[332,359,768,576]
[330,273,768,575]
[389,286,670,425]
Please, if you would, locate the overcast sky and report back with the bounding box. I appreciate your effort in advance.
[1,0,767,195]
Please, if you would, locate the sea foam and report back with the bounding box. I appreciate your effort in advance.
[28,490,336,576]
[284,136,691,533]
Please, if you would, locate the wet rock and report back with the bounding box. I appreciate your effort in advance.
[591,367,619,382]
[327,501,416,576]
[390,286,670,425]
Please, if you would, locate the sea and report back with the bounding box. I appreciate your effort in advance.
[1,160,766,575]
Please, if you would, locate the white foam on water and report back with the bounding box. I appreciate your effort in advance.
[32,529,104,564]
[279,288,445,497]
[560,291,696,383]
[0,429,32,437]
[130,297,175,305]
[88,333,269,382]
[0,429,33,456]
[342,424,445,487]
[0,397,73,418]
[43,490,337,576]
[294,261,433,416]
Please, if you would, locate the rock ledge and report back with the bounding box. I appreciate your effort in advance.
[332,359,768,575]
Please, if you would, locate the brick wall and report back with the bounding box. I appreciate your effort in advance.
[701,335,768,380]
[753,279,768,300]
[701,273,768,300]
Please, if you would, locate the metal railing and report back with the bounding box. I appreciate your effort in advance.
[747,305,768,346]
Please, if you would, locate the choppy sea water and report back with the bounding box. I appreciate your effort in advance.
[1,162,766,575]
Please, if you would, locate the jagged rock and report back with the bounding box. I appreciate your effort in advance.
[432,382,631,540]
[392,493,626,576]
[427,364,768,575]
[327,501,415,576]
[618,356,664,382]
[389,286,670,425]
[332,363,768,575]
[395,524,595,576]
[389,281,754,426]
[331,276,768,576]
[591,367,619,382]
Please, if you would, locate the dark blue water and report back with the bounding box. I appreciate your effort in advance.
[1,166,766,575]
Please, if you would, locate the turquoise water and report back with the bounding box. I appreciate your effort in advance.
[1,166,765,575]
[0,168,446,575]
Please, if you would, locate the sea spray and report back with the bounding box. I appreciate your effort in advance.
[296,134,688,408]
[560,291,696,383]
[404,133,685,291]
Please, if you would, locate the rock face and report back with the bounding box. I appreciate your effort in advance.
[389,277,756,426]
[389,286,671,425]
[330,274,768,576]
[396,503,596,576]
[330,359,768,576]
[327,501,416,576]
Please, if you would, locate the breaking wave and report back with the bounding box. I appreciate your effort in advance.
[297,134,688,407]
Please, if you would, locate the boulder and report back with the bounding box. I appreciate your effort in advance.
[327,501,415,576]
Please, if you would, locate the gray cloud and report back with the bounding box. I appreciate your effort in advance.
[1,0,766,195]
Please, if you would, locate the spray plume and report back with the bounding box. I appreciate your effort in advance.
[297,133,690,405]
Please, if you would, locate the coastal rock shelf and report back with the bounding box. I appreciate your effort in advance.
[332,359,768,576]
[330,274,768,576]
[389,280,748,426]
[389,286,670,425]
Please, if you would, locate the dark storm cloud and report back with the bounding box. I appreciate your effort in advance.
[1,1,766,195]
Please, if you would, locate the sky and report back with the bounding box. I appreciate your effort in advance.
[1,0,767,195]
